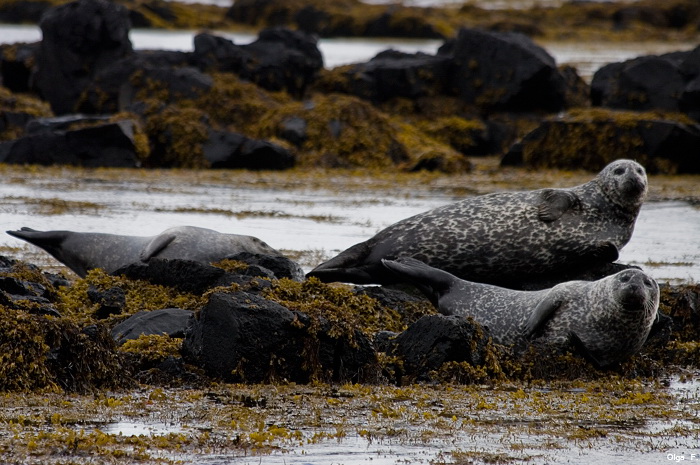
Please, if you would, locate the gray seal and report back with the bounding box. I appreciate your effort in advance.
[7,225,281,278]
[309,159,648,287]
[382,257,659,367]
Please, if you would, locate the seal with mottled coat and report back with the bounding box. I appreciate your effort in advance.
[382,257,659,367]
[7,225,281,277]
[309,159,648,287]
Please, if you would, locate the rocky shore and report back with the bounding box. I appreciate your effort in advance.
[1,0,700,173]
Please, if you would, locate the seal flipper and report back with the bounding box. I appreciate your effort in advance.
[307,241,380,284]
[140,233,177,262]
[568,332,608,369]
[590,242,620,263]
[523,293,563,338]
[537,189,581,222]
[381,257,457,308]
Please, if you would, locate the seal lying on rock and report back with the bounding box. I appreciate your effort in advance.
[7,225,282,278]
[309,159,648,287]
[382,257,659,367]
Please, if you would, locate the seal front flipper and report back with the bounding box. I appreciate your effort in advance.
[568,332,608,369]
[537,189,581,222]
[523,292,563,338]
[140,233,177,262]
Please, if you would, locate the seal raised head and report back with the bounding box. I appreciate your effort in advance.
[382,257,659,367]
[7,225,281,278]
[309,159,648,287]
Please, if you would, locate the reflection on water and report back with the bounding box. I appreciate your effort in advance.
[0,173,698,283]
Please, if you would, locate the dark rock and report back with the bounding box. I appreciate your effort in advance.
[119,66,213,111]
[182,291,377,383]
[0,118,141,167]
[225,252,305,281]
[87,286,126,319]
[591,55,686,112]
[0,0,52,22]
[0,42,39,93]
[444,27,572,112]
[389,314,491,382]
[34,0,134,114]
[192,33,249,73]
[373,330,398,353]
[203,129,295,170]
[111,308,194,344]
[503,110,700,174]
[337,50,452,103]
[363,9,443,39]
[112,258,258,295]
[279,116,307,146]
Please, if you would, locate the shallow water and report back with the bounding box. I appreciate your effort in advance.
[0,169,698,284]
[1,24,695,80]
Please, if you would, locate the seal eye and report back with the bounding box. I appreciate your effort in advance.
[613,168,625,175]
[643,279,653,287]
[636,168,644,175]
[619,275,630,283]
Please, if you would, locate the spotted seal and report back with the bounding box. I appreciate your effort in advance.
[382,257,659,367]
[309,159,648,287]
[7,225,281,277]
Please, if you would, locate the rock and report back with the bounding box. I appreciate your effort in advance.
[0,0,52,22]
[112,258,273,295]
[119,66,213,110]
[111,308,194,344]
[388,314,491,382]
[182,291,377,383]
[0,42,39,93]
[279,116,307,146]
[203,129,295,170]
[192,28,323,98]
[225,252,305,281]
[87,286,126,319]
[0,118,141,168]
[442,27,572,112]
[502,109,700,174]
[335,50,452,103]
[34,0,134,114]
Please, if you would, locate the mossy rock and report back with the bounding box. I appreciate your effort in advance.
[506,108,700,173]
[0,86,53,141]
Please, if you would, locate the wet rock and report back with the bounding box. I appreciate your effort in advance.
[203,129,295,170]
[182,291,377,383]
[225,251,305,281]
[502,109,700,174]
[0,118,141,168]
[112,258,272,295]
[87,285,126,319]
[0,42,39,93]
[442,27,572,112]
[111,308,194,344]
[192,28,323,98]
[0,0,52,23]
[388,314,491,382]
[34,0,134,114]
[119,66,213,110]
[279,116,307,146]
[333,50,452,103]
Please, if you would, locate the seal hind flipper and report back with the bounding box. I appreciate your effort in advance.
[140,233,177,262]
[591,242,620,263]
[523,293,563,338]
[7,228,66,247]
[308,241,378,283]
[381,257,457,308]
[537,189,581,222]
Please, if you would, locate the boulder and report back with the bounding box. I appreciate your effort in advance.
[203,129,295,170]
[0,117,141,167]
[87,285,126,319]
[0,42,39,93]
[388,314,491,382]
[225,251,305,281]
[111,308,194,344]
[119,66,213,110]
[502,109,700,174]
[112,258,275,295]
[182,291,377,383]
[442,28,572,112]
[0,0,52,23]
[34,0,134,114]
[333,50,452,103]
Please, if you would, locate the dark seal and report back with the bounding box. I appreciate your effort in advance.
[309,159,648,287]
[382,257,659,367]
[7,225,281,277]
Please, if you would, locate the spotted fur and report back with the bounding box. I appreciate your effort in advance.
[6,225,280,277]
[383,257,659,367]
[309,159,648,286]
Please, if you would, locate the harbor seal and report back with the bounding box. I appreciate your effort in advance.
[7,225,281,278]
[382,257,659,367]
[309,159,648,287]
